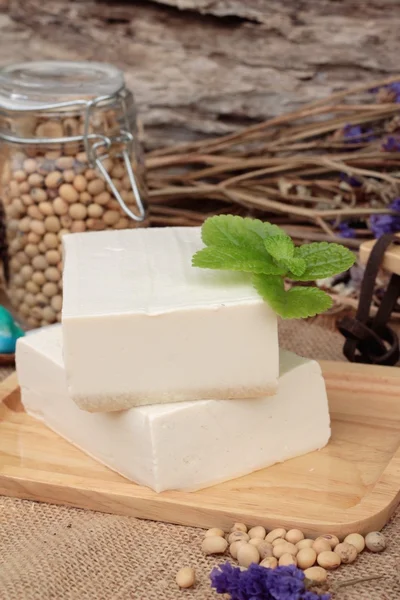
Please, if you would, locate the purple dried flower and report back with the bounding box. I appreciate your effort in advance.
[382,135,400,152]
[343,124,375,144]
[210,563,330,600]
[338,222,356,239]
[339,172,362,188]
[375,81,400,102]
[370,197,400,238]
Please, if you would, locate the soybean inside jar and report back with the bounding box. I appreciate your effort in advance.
[0,61,147,329]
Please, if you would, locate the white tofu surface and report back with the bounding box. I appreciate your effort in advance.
[16,325,331,493]
[62,227,279,412]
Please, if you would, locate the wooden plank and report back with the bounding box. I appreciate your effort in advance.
[1,362,400,538]
[359,235,400,275]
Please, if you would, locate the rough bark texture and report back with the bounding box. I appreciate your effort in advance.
[1,0,400,148]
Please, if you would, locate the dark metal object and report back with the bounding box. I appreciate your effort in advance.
[338,234,400,366]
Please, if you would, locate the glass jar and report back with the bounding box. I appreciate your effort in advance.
[0,61,147,329]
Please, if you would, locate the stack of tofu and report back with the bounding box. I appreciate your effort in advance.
[16,227,331,493]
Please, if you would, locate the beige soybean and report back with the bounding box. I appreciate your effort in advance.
[45,171,63,189]
[42,282,58,298]
[334,542,358,564]
[230,523,247,534]
[59,183,79,203]
[26,231,42,244]
[303,566,327,583]
[79,191,92,205]
[279,554,297,567]
[30,220,45,235]
[60,215,73,229]
[19,303,30,317]
[114,217,130,230]
[297,539,314,550]
[273,542,297,559]
[272,539,286,547]
[42,306,56,323]
[201,536,228,556]
[44,216,61,233]
[20,265,34,281]
[237,544,260,568]
[260,557,278,570]
[73,174,87,192]
[365,531,386,553]
[27,173,43,187]
[88,178,105,196]
[45,250,60,265]
[18,217,31,233]
[45,267,60,282]
[69,203,87,220]
[87,203,104,218]
[94,191,111,206]
[28,205,44,220]
[23,159,37,174]
[25,244,39,258]
[315,534,339,550]
[296,548,317,569]
[205,528,225,538]
[176,567,195,589]
[38,242,47,253]
[56,156,75,170]
[13,170,26,182]
[344,533,365,554]
[32,255,48,271]
[265,529,286,544]
[25,281,40,294]
[63,169,75,183]
[53,197,69,216]
[32,271,46,286]
[317,551,341,570]
[230,540,248,560]
[31,188,48,203]
[257,541,274,560]
[21,193,33,207]
[24,293,36,308]
[71,220,86,233]
[51,295,62,313]
[312,539,332,555]
[103,210,120,226]
[228,531,249,544]
[43,232,59,249]
[248,526,266,540]
[285,529,305,545]
[38,202,54,216]
[84,168,96,181]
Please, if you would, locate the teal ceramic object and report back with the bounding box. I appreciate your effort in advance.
[0,306,25,354]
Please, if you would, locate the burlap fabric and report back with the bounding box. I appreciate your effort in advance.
[0,320,399,600]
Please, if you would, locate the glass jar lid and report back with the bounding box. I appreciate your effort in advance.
[0,61,125,111]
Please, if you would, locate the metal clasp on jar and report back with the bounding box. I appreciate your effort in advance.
[0,90,146,223]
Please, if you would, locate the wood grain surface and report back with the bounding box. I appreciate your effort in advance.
[0,362,400,538]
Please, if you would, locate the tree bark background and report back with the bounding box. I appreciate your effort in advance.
[0,0,399,148]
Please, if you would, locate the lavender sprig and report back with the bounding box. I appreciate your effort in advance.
[210,563,330,600]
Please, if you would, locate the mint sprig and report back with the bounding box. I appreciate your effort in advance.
[192,215,355,319]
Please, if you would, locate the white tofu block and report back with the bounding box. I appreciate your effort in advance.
[61,227,279,412]
[16,325,331,493]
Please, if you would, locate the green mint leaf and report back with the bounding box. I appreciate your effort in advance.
[292,242,355,281]
[264,234,294,261]
[201,215,283,249]
[194,215,286,274]
[285,257,307,277]
[252,274,333,319]
[192,246,286,275]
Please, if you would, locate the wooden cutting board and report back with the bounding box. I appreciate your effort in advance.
[1,361,400,538]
